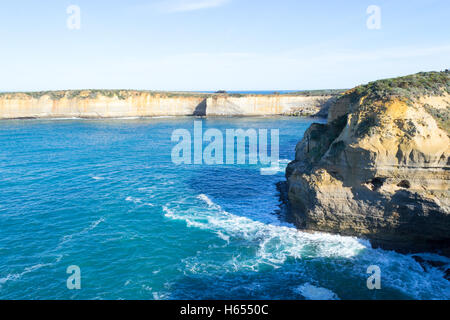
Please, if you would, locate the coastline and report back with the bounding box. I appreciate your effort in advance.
[285,71,450,256]
[0,90,339,119]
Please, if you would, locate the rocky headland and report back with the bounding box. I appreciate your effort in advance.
[286,71,450,255]
[0,90,341,119]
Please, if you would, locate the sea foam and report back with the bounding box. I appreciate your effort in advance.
[293,283,340,300]
[162,194,450,299]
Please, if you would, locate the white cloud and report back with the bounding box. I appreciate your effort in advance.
[157,0,230,13]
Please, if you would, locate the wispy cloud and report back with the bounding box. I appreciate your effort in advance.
[157,0,230,13]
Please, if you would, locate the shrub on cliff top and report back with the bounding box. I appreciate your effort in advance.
[0,90,212,100]
[342,70,450,136]
[288,89,346,97]
[349,70,450,104]
[423,103,450,135]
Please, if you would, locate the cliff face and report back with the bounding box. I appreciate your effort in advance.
[286,71,450,254]
[206,95,335,116]
[0,90,335,119]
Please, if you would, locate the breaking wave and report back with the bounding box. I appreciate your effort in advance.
[162,194,450,300]
[293,283,340,300]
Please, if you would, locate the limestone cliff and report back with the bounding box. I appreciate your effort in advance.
[0,90,337,119]
[286,71,450,254]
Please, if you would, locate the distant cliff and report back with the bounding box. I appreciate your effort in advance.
[286,71,450,254]
[0,90,340,119]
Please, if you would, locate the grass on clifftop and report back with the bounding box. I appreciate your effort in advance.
[350,70,450,103]
[0,89,345,100]
[424,103,450,134]
[284,89,347,96]
[345,70,450,135]
[0,90,213,100]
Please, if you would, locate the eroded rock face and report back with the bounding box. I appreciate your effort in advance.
[286,72,450,254]
[0,90,335,119]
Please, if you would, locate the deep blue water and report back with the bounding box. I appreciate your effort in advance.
[0,117,449,300]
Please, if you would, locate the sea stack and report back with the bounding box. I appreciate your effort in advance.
[286,71,450,254]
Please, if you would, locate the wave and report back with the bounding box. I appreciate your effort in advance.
[0,255,62,286]
[293,283,340,300]
[0,263,50,285]
[165,194,367,262]
[1,217,105,286]
[125,196,142,204]
[259,159,291,175]
[58,217,105,248]
[163,194,450,299]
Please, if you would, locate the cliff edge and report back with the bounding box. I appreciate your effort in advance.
[286,71,450,254]
[0,90,340,119]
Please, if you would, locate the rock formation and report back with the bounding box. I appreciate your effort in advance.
[286,71,450,254]
[0,90,338,119]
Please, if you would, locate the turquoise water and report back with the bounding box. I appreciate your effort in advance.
[0,117,448,300]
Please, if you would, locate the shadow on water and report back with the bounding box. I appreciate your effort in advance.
[186,165,291,225]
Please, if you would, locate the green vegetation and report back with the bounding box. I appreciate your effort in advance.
[287,110,316,117]
[341,70,450,135]
[284,89,346,97]
[0,88,345,99]
[423,103,450,134]
[0,89,211,100]
[349,70,450,104]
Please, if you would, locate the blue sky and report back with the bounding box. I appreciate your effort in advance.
[0,0,449,91]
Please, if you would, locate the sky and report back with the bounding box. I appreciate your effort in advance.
[0,0,449,91]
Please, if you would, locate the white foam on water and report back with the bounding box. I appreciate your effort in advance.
[357,247,450,299]
[198,194,220,209]
[0,273,21,285]
[58,217,106,248]
[0,217,100,285]
[216,231,230,244]
[163,194,450,299]
[411,252,450,265]
[125,196,142,204]
[259,166,280,175]
[163,206,207,229]
[138,187,155,193]
[165,195,367,263]
[142,285,152,291]
[259,159,292,175]
[0,255,62,285]
[91,176,104,181]
[152,292,161,300]
[294,283,340,300]
[88,217,105,230]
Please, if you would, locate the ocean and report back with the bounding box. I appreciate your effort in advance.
[0,116,448,300]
